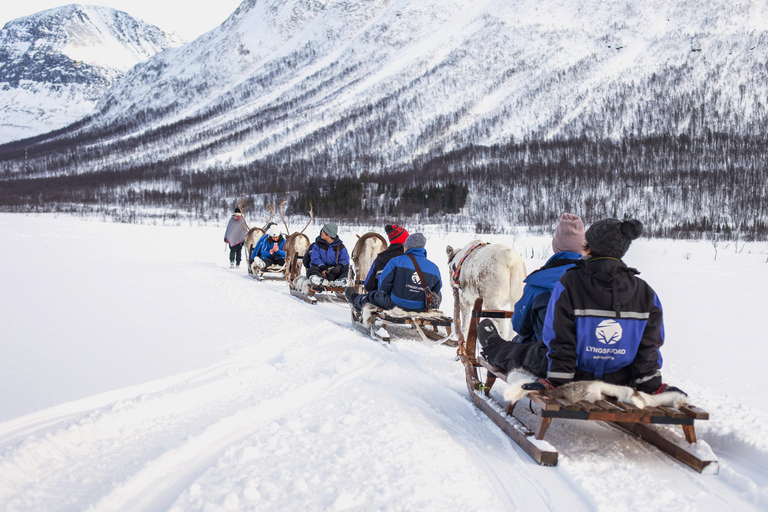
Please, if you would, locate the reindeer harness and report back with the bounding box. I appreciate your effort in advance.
[451,242,489,285]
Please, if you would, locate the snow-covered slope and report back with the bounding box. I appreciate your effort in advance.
[22,0,764,174]
[0,214,766,510]
[0,4,185,144]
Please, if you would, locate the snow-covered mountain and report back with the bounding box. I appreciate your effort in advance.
[24,0,763,172]
[0,0,767,237]
[0,4,185,144]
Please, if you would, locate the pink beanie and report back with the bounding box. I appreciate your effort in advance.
[552,213,586,254]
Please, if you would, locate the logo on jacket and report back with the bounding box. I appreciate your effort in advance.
[595,319,622,345]
[411,272,422,285]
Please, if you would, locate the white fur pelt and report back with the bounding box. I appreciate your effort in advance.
[502,370,688,409]
[361,303,447,328]
[250,256,266,274]
[293,276,312,295]
[446,240,526,339]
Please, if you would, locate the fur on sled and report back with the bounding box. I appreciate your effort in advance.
[293,276,312,295]
[502,369,688,409]
[361,303,448,328]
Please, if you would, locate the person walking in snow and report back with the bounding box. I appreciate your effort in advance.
[251,224,286,269]
[362,224,409,292]
[223,207,249,269]
[345,233,442,312]
[479,218,683,396]
[307,222,350,287]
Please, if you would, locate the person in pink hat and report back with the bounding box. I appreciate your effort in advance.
[479,213,586,347]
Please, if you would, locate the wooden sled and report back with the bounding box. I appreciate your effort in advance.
[351,305,456,345]
[455,293,717,473]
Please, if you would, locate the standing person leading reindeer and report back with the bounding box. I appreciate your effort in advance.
[223,206,249,269]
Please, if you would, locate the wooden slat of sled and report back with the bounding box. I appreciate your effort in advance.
[471,309,514,319]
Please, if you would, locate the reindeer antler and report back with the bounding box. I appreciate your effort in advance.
[237,197,250,230]
[279,199,290,235]
[262,201,275,230]
[299,202,313,234]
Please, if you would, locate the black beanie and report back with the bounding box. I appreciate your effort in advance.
[585,218,643,259]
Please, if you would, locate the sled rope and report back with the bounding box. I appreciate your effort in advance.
[452,242,489,284]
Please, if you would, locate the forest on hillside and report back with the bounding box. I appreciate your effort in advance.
[0,131,766,240]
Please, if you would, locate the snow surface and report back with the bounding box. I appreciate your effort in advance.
[1,213,767,511]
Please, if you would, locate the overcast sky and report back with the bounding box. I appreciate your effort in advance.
[0,0,244,40]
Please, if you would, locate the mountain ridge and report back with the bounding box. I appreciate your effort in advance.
[0,3,185,143]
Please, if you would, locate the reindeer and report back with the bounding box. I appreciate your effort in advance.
[446,241,526,340]
[350,233,388,293]
[244,201,276,275]
[277,200,313,286]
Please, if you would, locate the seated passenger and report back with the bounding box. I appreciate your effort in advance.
[251,224,286,269]
[480,218,682,396]
[363,224,409,292]
[307,222,350,287]
[345,233,442,312]
[506,213,586,345]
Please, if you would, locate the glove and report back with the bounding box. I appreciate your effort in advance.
[652,383,688,396]
[522,378,556,392]
[224,238,228,243]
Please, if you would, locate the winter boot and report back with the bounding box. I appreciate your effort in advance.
[477,319,504,349]
[230,262,235,269]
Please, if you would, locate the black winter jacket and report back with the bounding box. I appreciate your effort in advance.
[363,243,405,292]
[542,257,664,391]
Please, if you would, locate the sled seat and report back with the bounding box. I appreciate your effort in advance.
[255,265,286,281]
[456,294,716,473]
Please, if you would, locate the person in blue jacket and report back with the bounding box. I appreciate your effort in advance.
[507,213,586,344]
[480,217,683,396]
[307,222,350,286]
[251,224,286,268]
[345,233,442,312]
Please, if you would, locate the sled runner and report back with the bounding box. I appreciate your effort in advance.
[351,304,456,345]
[456,293,717,473]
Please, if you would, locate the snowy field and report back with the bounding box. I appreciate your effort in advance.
[1,213,767,511]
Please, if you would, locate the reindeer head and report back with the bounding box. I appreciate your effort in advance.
[446,245,457,263]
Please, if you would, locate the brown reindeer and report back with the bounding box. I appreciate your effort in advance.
[350,232,388,293]
[277,200,313,285]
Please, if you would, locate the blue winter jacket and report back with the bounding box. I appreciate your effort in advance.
[251,235,286,261]
[511,251,582,343]
[378,247,442,310]
[309,235,350,268]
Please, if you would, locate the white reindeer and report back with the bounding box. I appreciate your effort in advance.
[446,240,526,339]
[350,232,388,292]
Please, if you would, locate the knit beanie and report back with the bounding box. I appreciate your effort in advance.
[321,222,338,239]
[385,224,409,245]
[234,207,242,214]
[404,233,427,251]
[585,218,643,259]
[552,213,586,254]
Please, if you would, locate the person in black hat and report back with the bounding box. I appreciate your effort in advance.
[480,218,685,397]
[362,224,409,292]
